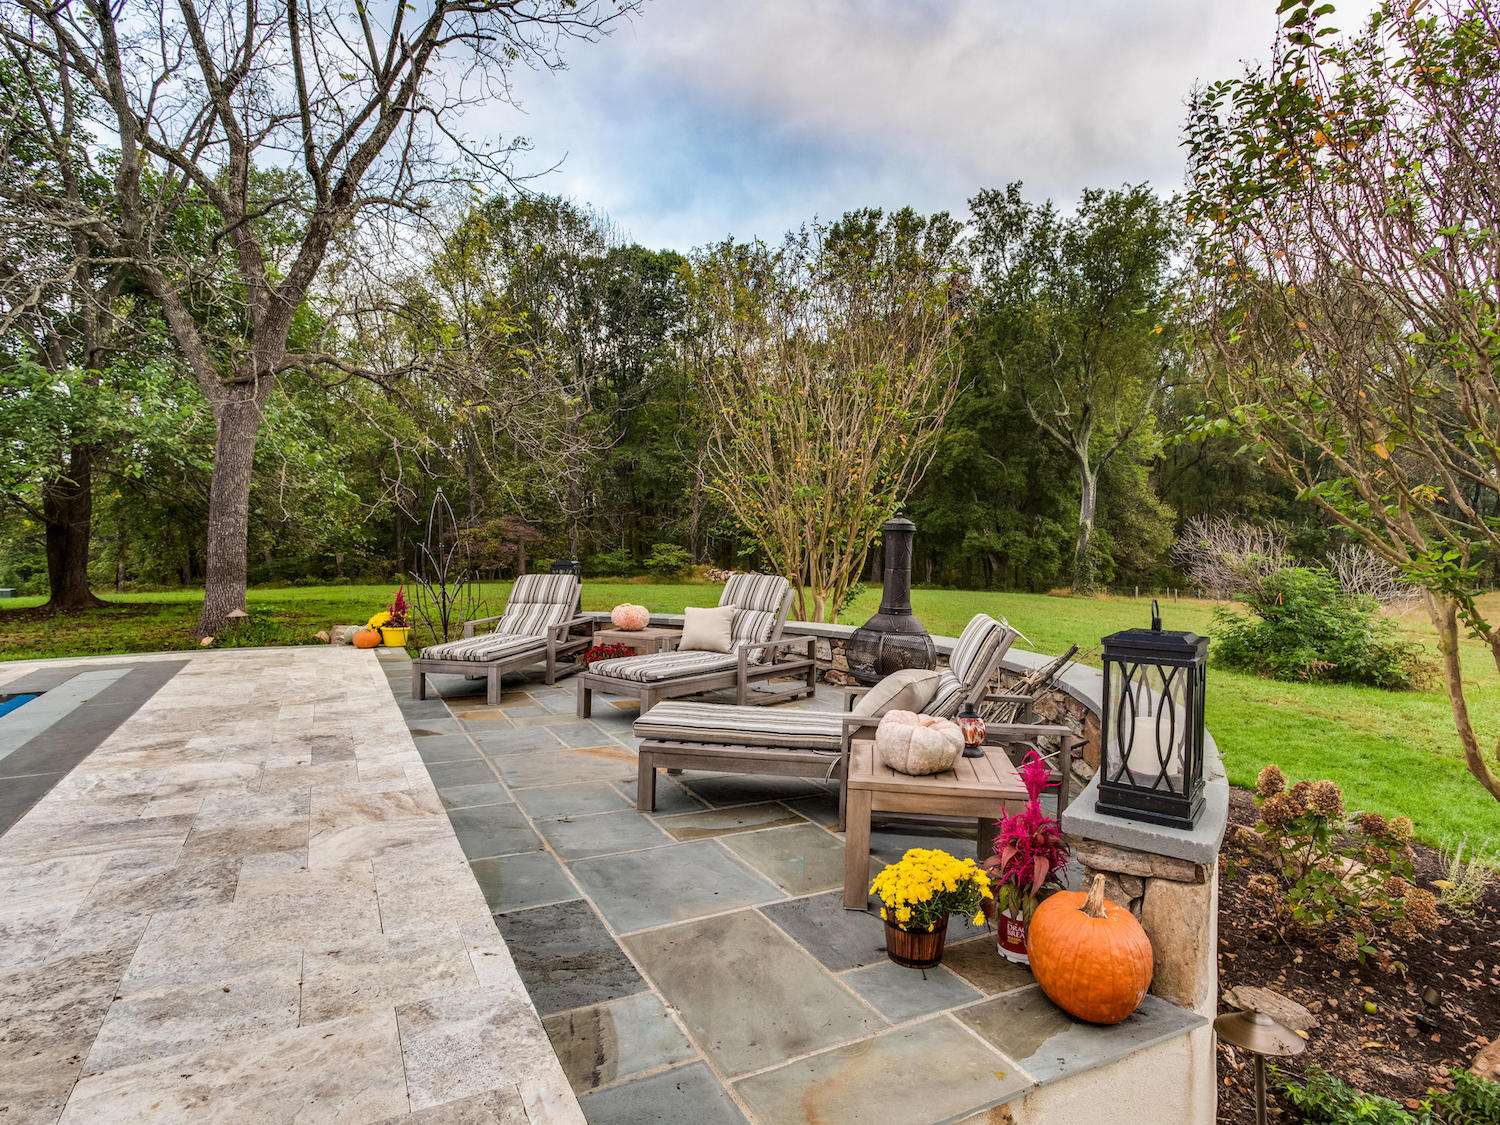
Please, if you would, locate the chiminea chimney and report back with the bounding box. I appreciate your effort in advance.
[844,516,936,686]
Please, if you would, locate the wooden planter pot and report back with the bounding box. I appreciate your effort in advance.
[885,919,948,969]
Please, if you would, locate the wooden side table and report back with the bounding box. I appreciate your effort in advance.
[592,625,682,654]
[843,738,1027,909]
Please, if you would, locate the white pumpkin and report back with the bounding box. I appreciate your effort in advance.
[876,710,964,776]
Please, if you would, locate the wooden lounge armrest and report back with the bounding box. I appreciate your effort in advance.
[983,722,1082,815]
[546,615,595,652]
[461,614,505,639]
[983,692,1033,705]
[836,684,872,713]
[735,634,815,674]
[983,722,1076,744]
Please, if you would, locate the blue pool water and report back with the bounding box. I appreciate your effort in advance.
[0,694,38,720]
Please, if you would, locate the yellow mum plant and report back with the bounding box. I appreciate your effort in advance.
[870,847,993,933]
[367,610,392,629]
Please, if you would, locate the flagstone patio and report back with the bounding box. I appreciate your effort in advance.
[385,650,1204,1124]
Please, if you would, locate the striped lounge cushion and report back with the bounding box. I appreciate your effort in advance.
[719,573,788,613]
[589,651,739,683]
[721,574,788,663]
[633,701,843,751]
[947,613,1008,684]
[420,632,546,663]
[925,671,966,718]
[495,573,578,637]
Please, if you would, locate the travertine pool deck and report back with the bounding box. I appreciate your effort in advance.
[390,652,1203,1124]
[0,648,577,1123]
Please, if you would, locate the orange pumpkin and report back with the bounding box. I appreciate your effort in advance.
[1026,874,1153,1025]
[352,627,382,650]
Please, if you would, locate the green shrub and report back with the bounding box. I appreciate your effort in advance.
[1427,1068,1500,1124]
[644,543,691,578]
[1212,567,1430,690]
[1249,766,1437,968]
[1276,1066,1415,1124]
[1275,1066,1500,1125]
[585,548,636,577]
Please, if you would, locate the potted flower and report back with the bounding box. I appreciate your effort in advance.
[983,750,1069,964]
[374,586,410,647]
[870,847,992,969]
[583,642,635,667]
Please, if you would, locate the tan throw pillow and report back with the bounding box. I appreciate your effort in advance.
[853,668,943,717]
[679,605,736,653]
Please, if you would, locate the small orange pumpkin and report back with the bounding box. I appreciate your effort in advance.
[1026,874,1153,1025]
[352,627,382,650]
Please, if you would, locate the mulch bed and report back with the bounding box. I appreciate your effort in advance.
[1215,788,1499,1121]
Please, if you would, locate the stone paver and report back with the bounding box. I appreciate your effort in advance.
[494,900,647,1015]
[570,839,785,932]
[578,1061,746,1125]
[732,1016,1028,1123]
[840,959,984,1022]
[471,851,579,913]
[0,648,580,1123]
[543,991,695,1094]
[956,984,1205,1084]
[719,823,844,895]
[624,910,883,1077]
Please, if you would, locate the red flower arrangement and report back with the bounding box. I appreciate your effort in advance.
[386,585,409,629]
[583,642,634,667]
[983,750,1070,924]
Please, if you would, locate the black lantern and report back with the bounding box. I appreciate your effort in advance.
[1096,600,1208,829]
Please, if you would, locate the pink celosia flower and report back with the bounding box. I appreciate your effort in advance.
[984,750,1069,898]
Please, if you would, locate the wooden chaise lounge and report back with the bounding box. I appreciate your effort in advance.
[575,573,816,717]
[411,573,593,705]
[630,613,1077,826]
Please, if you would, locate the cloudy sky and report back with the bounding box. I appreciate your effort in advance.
[478,1,1350,251]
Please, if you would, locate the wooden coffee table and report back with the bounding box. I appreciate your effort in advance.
[843,738,1028,909]
[592,625,682,655]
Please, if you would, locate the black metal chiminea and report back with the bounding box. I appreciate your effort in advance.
[845,516,936,685]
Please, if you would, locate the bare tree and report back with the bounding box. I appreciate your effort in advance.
[1185,0,1500,799]
[0,0,635,635]
[1327,544,1421,609]
[1170,515,1289,600]
[687,209,966,622]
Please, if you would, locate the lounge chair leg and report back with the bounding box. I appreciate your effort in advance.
[637,752,656,811]
[412,666,426,701]
[736,677,747,706]
[487,666,502,706]
[577,682,591,719]
[545,649,556,686]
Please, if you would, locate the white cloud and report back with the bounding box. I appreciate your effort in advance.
[463,0,1376,250]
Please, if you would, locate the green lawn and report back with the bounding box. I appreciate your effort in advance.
[2,581,1497,849]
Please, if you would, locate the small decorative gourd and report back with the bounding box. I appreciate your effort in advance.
[352,627,382,650]
[610,603,650,631]
[1026,874,1153,1025]
[875,711,964,776]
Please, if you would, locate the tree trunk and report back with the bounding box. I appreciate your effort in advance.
[1427,592,1500,801]
[41,444,102,611]
[1072,462,1098,595]
[198,399,264,636]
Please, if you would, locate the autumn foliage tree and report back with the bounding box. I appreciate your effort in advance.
[1185,0,1500,800]
[686,209,967,622]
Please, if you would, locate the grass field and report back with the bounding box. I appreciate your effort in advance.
[2,580,1497,849]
